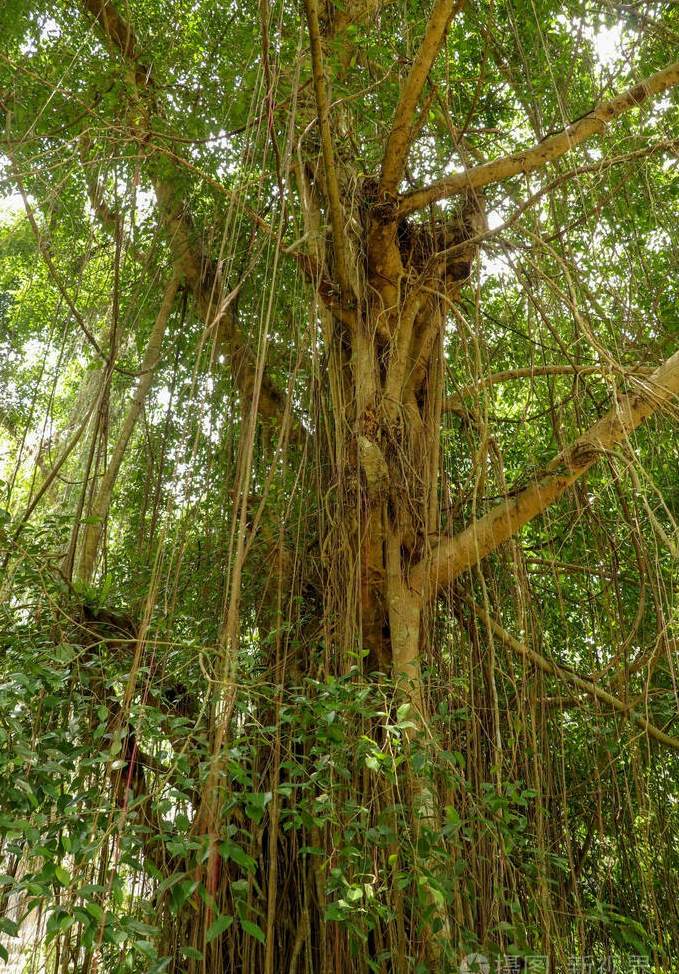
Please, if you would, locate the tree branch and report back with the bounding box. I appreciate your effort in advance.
[379,0,463,196]
[411,347,679,595]
[82,0,145,67]
[303,0,352,296]
[399,59,679,215]
[443,364,652,414]
[469,599,679,752]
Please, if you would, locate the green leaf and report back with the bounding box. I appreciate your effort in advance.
[54,865,70,886]
[134,940,157,959]
[206,914,233,943]
[240,919,265,944]
[396,702,411,723]
[445,806,461,827]
[169,879,198,913]
[181,946,204,960]
[0,917,19,937]
[219,840,256,873]
[46,911,75,936]
[85,902,104,922]
[244,792,272,824]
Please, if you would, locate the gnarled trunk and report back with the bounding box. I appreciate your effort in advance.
[319,184,485,710]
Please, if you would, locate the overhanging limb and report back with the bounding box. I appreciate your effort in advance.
[411,347,679,595]
[400,60,679,215]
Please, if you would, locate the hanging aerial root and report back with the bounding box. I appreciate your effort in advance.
[469,599,679,752]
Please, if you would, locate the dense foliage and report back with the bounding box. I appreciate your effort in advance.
[1,1,678,971]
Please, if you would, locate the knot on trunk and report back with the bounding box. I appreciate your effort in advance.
[395,191,487,283]
[358,434,389,496]
[362,177,399,224]
[564,439,604,471]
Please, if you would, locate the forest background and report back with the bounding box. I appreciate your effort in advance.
[1,0,679,972]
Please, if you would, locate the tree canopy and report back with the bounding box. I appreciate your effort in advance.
[1,1,678,972]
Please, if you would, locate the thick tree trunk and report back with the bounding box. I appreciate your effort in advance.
[320,190,485,695]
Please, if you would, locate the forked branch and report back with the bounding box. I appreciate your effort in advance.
[411,347,679,595]
[400,60,679,215]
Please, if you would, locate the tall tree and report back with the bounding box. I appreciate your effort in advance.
[1,1,679,971]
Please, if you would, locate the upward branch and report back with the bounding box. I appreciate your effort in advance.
[470,599,679,752]
[410,347,679,596]
[303,0,352,296]
[379,0,463,196]
[400,60,679,215]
